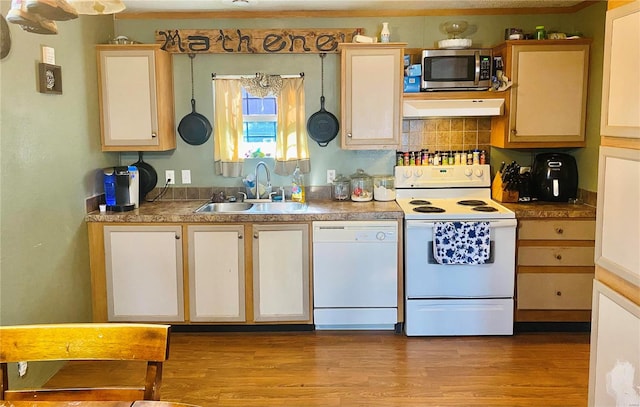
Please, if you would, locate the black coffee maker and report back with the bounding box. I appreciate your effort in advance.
[531,153,578,202]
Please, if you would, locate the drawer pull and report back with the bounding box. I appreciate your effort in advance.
[556,291,562,296]
[555,254,563,260]
[555,227,564,234]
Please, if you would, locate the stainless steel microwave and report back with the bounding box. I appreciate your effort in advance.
[421,48,492,91]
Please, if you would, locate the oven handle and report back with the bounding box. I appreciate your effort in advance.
[406,219,517,229]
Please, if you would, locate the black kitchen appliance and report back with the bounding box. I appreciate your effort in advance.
[531,153,578,202]
[103,166,139,212]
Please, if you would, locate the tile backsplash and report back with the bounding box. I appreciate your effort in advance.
[401,117,492,161]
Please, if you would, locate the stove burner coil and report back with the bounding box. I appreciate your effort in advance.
[413,206,446,213]
[457,200,488,206]
[472,206,498,212]
[409,199,432,205]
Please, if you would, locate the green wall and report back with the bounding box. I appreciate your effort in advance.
[115,5,606,191]
[0,6,115,386]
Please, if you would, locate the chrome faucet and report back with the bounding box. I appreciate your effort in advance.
[254,161,271,199]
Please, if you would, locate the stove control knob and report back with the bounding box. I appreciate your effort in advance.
[376,232,386,240]
[464,168,473,177]
[415,169,423,176]
[404,169,412,178]
[474,168,484,178]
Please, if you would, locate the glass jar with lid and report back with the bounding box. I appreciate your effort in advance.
[373,175,395,201]
[350,169,373,202]
[331,174,351,201]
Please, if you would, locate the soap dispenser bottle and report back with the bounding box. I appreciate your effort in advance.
[291,165,305,203]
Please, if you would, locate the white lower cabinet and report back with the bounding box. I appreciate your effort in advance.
[589,280,640,406]
[252,224,310,322]
[104,225,184,322]
[187,225,245,322]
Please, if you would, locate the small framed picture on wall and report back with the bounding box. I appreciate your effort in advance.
[38,63,62,94]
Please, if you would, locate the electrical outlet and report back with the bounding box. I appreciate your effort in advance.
[327,169,336,184]
[181,170,191,184]
[17,361,27,377]
[165,170,175,185]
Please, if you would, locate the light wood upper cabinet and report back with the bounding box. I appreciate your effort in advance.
[339,43,405,150]
[491,40,591,148]
[97,45,176,152]
[600,1,640,139]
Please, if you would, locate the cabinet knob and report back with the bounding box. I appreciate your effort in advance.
[556,291,562,296]
[151,132,157,138]
[175,234,181,240]
[555,254,562,260]
[347,133,352,138]
[253,233,259,239]
[555,227,564,234]
[238,234,243,240]
[510,129,517,135]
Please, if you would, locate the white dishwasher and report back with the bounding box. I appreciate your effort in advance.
[312,220,398,330]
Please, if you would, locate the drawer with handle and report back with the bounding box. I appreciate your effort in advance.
[518,219,595,241]
[517,273,594,309]
[518,246,594,266]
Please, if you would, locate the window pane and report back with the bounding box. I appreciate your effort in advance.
[245,122,276,142]
[241,86,277,158]
[247,97,276,115]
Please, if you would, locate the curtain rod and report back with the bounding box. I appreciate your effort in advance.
[211,73,304,80]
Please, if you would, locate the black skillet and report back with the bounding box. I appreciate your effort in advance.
[307,53,339,147]
[178,54,212,146]
[131,152,158,201]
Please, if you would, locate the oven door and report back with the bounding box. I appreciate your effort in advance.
[405,219,516,298]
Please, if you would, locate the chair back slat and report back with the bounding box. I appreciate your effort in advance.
[0,323,170,401]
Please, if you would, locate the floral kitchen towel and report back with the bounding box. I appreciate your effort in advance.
[433,221,491,264]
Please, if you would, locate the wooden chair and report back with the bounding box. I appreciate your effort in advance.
[0,323,170,401]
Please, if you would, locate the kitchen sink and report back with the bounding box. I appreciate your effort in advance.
[251,202,307,213]
[194,201,307,214]
[195,202,254,213]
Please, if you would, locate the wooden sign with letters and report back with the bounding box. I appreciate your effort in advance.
[155,28,361,54]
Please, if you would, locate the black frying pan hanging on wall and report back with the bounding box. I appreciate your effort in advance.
[132,152,158,201]
[178,54,212,146]
[307,53,339,147]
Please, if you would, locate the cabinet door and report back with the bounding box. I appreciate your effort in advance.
[104,225,184,322]
[588,281,640,407]
[595,147,640,287]
[252,224,310,322]
[97,45,175,152]
[341,44,403,150]
[600,1,640,138]
[188,225,245,322]
[509,44,589,145]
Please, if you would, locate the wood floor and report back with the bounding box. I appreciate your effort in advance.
[47,330,591,407]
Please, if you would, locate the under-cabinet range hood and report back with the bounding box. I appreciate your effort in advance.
[403,98,505,118]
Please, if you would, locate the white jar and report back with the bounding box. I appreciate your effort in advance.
[373,176,396,201]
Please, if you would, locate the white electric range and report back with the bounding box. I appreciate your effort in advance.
[395,164,517,336]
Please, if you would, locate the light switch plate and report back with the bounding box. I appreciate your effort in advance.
[181,170,191,184]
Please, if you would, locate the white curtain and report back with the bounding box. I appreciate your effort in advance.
[212,75,310,178]
[274,77,310,176]
[213,78,244,177]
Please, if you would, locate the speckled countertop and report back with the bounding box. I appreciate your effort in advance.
[85,199,404,223]
[502,201,596,219]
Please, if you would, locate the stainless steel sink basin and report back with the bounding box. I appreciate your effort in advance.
[194,201,307,214]
[251,202,308,213]
[195,202,254,213]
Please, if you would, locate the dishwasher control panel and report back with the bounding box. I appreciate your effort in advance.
[312,221,398,243]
